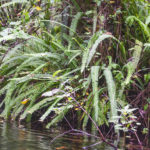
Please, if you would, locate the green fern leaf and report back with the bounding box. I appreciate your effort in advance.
[91,66,100,122]
[69,12,83,36]
[87,34,114,67]
[104,67,118,123]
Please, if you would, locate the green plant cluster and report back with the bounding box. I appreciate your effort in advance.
[0,0,149,139]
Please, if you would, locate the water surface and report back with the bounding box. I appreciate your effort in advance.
[0,121,114,150]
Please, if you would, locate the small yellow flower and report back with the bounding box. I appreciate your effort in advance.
[80,102,84,105]
[67,97,72,101]
[86,92,89,96]
[75,108,79,111]
[123,112,127,116]
[35,6,42,11]
[21,99,29,105]
[110,1,115,4]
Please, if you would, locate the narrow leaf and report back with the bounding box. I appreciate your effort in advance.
[91,66,100,122]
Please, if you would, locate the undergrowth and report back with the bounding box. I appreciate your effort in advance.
[0,0,150,147]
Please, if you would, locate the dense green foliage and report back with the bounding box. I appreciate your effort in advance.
[0,0,149,146]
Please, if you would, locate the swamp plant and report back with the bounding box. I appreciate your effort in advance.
[0,0,150,148]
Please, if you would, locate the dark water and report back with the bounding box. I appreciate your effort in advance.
[0,120,115,150]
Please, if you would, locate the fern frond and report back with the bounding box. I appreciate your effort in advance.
[126,16,150,38]
[86,34,114,67]
[46,105,72,128]
[28,96,59,115]
[124,40,143,85]
[81,32,114,72]
[39,98,62,122]
[104,67,118,123]
[0,0,28,8]
[91,66,100,122]
[69,12,83,36]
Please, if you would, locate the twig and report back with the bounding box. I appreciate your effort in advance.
[50,130,73,143]
[71,129,100,139]
[64,116,73,129]
[52,90,117,149]
[69,95,117,150]
[82,141,102,149]
[105,124,115,138]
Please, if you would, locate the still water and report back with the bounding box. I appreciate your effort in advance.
[0,121,115,150]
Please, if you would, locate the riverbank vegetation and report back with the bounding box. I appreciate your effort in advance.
[0,0,150,148]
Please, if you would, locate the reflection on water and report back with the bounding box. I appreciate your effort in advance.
[0,121,114,150]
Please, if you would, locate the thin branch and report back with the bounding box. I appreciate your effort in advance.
[69,94,117,149]
[82,141,102,149]
[50,130,73,143]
